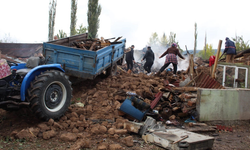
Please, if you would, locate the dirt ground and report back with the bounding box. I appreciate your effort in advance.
[0,71,250,150]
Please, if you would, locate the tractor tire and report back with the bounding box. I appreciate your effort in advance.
[28,70,72,121]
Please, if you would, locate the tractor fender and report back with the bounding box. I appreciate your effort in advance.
[20,64,65,101]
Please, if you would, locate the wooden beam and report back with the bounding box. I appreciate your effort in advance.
[89,41,97,50]
[114,36,122,42]
[101,42,111,47]
[212,40,222,78]
[172,87,198,92]
[186,54,194,79]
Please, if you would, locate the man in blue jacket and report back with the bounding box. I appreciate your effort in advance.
[224,37,236,63]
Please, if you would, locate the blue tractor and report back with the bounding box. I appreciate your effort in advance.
[0,33,125,121]
[0,57,72,121]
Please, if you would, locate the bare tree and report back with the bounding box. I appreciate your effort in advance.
[194,22,197,56]
[48,0,57,41]
[70,0,78,36]
[204,32,207,58]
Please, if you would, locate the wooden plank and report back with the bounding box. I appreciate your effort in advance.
[89,41,97,50]
[186,54,194,79]
[187,127,216,132]
[81,45,87,50]
[114,36,122,42]
[48,33,88,45]
[212,40,222,78]
[105,37,115,41]
[172,87,198,92]
[190,54,194,79]
[101,42,111,47]
[117,66,126,72]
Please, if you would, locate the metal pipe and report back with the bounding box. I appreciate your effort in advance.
[235,67,238,88]
[222,65,226,87]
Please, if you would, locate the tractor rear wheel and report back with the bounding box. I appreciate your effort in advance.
[28,70,72,121]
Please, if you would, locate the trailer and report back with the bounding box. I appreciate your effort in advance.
[43,33,126,79]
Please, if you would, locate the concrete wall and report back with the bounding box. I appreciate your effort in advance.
[197,88,250,121]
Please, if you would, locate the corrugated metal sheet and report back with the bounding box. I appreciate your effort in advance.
[195,72,224,89]
[0,43,42,58]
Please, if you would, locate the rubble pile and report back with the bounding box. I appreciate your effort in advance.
[220,48,250,65]
[120,62,158,74]
[8,70,203,149]
[120,62,144,73]
[6,54,225,149]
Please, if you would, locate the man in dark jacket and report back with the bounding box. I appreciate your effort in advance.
[141,46,154,74]
[125,45,135,73]
[224,37,236,63]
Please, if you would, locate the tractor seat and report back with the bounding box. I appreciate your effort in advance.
[16,57,40,76]
[16,68,32,76]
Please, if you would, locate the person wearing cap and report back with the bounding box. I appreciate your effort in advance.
[156,43,185,76]
[125,45,135,73]
[141,46,155,74]
[224,37,236,63]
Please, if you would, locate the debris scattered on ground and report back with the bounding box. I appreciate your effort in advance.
[1,53,246,149]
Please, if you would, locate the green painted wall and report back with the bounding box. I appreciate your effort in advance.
[197,88,250,121]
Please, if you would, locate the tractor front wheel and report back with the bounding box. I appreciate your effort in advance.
[28,70,72,121]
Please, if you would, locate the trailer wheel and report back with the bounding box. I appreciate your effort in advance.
[108,63,117,76]
[28,70,72,121]
[100,63,117,78]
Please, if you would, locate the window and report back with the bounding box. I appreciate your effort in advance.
[217,65,248,88]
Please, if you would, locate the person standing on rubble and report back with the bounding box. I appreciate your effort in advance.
[125,45,135,73]
[141,46,155,74]
[224,37,236,63]
[156,43,185,76]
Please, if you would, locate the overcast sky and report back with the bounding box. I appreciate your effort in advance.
[0,0,249,50]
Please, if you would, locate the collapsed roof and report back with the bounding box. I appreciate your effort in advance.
[0,43,43,63]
